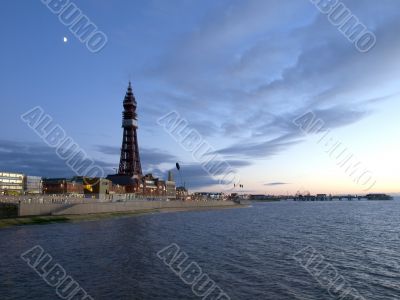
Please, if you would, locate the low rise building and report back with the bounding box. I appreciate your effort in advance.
[176,187,188,200]
[166,171,176,200]
[83,178,111,195]
[82,177,128,200]
[166,181,176,199]
[43,178,84,195]
[110,183,125,194]
[106,174,140,194]
[24,176,42,194]
[141,174,161,196]
[0,172,24,195]
[193,192,224,201]
[107,171,176,198]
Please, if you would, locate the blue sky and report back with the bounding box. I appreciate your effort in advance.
[0,0,399,194]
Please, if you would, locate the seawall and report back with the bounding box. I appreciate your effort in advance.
[18,200,238,217]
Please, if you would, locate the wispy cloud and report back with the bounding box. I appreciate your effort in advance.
[145,0,400,163]
[264,182,290,186]
[0,140,114,177]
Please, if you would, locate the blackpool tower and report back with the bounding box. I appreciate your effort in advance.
[118,82,142,178]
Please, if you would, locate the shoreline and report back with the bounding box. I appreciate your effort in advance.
[0,204,245,230]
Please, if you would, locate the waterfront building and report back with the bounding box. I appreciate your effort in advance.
[81,177,127,200]
[193,192,223,201]
[24,176,42,194]
[166,171,176,200]
[0,172,24,195]
[140,174,162,196]
[110,183,125,194]
[126,173,176,198]
[43,178,84,195]
[83,178,112,196]
[176,186,188,200]
[157,180,167,195]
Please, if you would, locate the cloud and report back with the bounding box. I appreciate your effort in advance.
[0,140,114,178]
[216,102,372,158]
[264,182,290,186]
[96,145,177,166]
[144,0,400,161]
[216,133,301,159]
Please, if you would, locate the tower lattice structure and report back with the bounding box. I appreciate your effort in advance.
[118,82,142,178]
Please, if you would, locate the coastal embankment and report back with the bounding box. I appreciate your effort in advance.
[0,198,243,229]
[18,200,239,217]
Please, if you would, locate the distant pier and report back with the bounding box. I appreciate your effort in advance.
[293,193,393,201]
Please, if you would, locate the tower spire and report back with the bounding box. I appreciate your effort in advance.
[124,81,136,103]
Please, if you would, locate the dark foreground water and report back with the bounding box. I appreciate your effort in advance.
[1,200,400,300]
